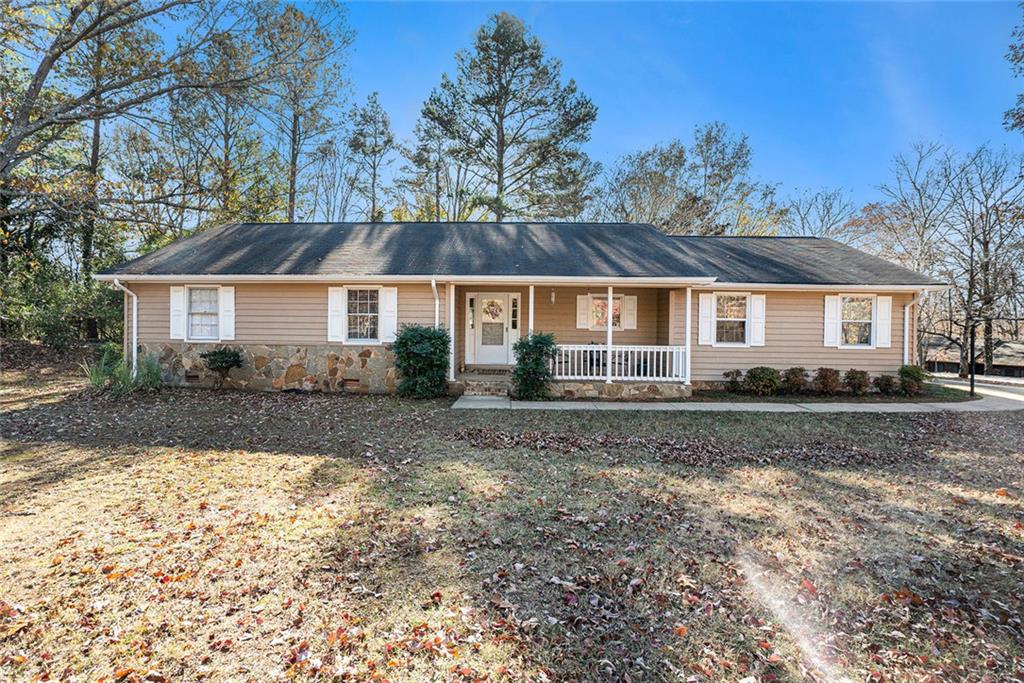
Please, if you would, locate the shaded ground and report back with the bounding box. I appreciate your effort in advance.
[1,356,1022,681]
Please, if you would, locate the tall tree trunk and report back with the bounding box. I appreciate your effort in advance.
[370,162,378,222]
[287,109,299,221]
[83,23,104,340]
[983,317,994,374]
[434,164,441,222]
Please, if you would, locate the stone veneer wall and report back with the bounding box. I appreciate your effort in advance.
[142,343,397,393]
[549,380,691,400]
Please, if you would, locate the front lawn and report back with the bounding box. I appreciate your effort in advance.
[1,359,1022,681]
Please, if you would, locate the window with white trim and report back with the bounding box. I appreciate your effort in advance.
[589,295,623,330]
[840,295,873,347]
[347,288,379,342]
[715,294,747,344]
[188,287,219,340]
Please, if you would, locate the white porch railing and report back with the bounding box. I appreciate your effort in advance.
[551,344,687,382]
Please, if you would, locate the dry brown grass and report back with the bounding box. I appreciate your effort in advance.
[1,361,1022,682]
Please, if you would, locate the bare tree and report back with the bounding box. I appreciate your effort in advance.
[784,187,858,242]
[308,137,356,222]
[942,147,1024,373]
[596,123,785,235]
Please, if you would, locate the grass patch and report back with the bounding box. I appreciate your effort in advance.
[1,364,1021,681]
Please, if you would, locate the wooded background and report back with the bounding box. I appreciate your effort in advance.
[2,2,1022,374]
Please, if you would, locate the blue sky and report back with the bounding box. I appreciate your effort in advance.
[344,2,1023,205]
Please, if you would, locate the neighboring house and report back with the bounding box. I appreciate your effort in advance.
[95,222,944,398]
[925,339,1024,378]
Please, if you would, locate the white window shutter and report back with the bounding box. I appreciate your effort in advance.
[875,295,891,348]
[824,295,840,347]
[623,295,638,330]
[328,287,346,342]
[749,294,766,346]
[218,286,235,340]
[380,287,399,342]
[170,286,185,339]
[576,295,590,329]
[698,293,713,345]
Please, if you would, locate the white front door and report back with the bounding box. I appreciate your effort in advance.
[473,293,515,365]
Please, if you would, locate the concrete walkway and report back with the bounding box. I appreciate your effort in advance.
[452,382,1024,413]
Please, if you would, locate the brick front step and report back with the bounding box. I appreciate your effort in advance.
[462,379,512,397]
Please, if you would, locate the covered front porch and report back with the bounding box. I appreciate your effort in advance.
[442,283,693,394]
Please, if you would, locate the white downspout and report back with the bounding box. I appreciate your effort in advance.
[903,290,923,366]
[430,278,440,327]
[111,278,138,377]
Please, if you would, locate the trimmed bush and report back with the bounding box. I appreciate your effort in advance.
[898,365,928,383]
[843,369,870,396]
[781,367,809,394]
[872,374,898,395]
[814,367,841,396]
[723,369,744,392]
[512,333,557,400]
[393,325,451,398]
[200,347,244,389]
[744,366,781,396]
[898,364,928,397]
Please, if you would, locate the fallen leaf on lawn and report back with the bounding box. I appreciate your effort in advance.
[995,488,1010,497]
[673,624,689,637]
[50,555,63,566]
[800,578,818,597]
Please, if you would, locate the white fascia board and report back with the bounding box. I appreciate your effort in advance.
[92,273,718,287]
[692,282,948,292]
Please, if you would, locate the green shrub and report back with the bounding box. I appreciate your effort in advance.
[781,367,809,394]
[898,365,928,383]
[512,333,557,400]
[744,366,781,396]
[108,361,137,397]
[393,325,451,398]
[80,360,110,391]
[98,341,123,369]
[200,347,244,389]
[814,367,841,395]
[872,374,898,395]
[135,354,163,391]
[723,369,744,392]
[897,365,928,397]
[843,369,870,395]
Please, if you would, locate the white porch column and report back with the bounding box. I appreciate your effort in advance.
[448,282,456,381]
[684,287,692,385]
[606,285,613,383]
[528,285,535,335]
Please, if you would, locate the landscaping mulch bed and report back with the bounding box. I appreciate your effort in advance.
[1,357,1022,681]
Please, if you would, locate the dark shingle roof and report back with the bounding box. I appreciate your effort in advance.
[668,236,942,286]
[100,222,942,286]
[102,222,708,278]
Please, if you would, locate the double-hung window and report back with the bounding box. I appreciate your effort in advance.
[347,288,379,342]
[589,295,623,331]
[715,294,748,344]
[188,287,219,340]
[840,295,873,347]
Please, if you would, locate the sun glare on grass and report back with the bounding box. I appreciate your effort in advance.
[737,552,853,683]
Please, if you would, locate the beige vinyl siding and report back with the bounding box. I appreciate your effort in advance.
[127,282,447,346]
[675,289,914,381]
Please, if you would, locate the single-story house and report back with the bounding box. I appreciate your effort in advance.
[925,338,1024,378]
[95,222,944,398]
